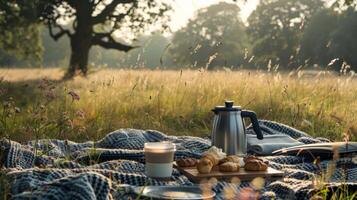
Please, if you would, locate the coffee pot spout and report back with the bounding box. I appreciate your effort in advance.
[211,109,218,115]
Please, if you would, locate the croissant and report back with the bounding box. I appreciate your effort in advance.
[202,153,219,166]
[196,153,220,174]
[197,157,214,173]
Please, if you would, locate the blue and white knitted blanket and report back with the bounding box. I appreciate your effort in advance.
[1,120,356,200]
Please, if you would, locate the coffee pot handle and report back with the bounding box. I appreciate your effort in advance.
[241,110,263,140]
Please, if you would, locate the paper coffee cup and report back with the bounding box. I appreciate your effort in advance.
[144,142,176,178]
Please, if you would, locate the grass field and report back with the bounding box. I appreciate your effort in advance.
[0,68,357,142]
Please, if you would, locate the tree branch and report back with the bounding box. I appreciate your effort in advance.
[65,0,77,8]
[92,34,136,52]
[92,0,134,24]
[48,23,72,41]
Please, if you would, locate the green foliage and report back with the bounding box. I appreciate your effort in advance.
[300,9,339,67]
[168,2,249,69]
[329,8,357,71]
[0,0,43,64]
[0,0,172,75]
[300,8,357,71]
[247,0,324,69]
[345,0,355,5]
[2,0,357,71]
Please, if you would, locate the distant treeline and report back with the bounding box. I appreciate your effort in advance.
[1,0,357,72]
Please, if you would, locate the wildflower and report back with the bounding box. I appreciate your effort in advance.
[45,90,56,101]
[68,91,80,101]
[76,110,85,119]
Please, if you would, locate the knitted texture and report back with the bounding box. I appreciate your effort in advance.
[1,120,356,200]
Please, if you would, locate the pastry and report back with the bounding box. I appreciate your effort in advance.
[243,155,269,171]
[197,157,214,173]
[244,160,268,171]
[196,147,226,174]
[243,155,269,165]
[203,146,226,160]
[243,155,261,163]
[176,158,197,167]
[219,162,240,172]
[202,153,219,166]
[219,155,241,165]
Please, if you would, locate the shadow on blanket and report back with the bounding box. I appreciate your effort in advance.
[1,120,357,200]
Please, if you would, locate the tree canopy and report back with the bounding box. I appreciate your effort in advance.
[247,0,324,69]
[0,1,43,63]
[169,2,248,69]
[300,7,357,71]
[0,0,172,77]
[2,0,357,71]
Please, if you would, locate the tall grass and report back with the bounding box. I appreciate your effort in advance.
[0,68,356,142]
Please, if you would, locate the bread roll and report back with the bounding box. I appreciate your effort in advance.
[244,160,268,171]
[176,158,197,167]
[219,162,240,172]
[219,155,241,165]
[243,155,268,164]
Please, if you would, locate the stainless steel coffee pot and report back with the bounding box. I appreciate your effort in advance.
[211,101,263,156]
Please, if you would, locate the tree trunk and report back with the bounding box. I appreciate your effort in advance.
[65,2,93,78]
[66,36,91,77]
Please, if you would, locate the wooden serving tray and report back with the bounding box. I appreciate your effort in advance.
[175,164,284,183]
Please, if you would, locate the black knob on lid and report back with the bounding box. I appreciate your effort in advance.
[225,101,234,108]
[212,101,240,112]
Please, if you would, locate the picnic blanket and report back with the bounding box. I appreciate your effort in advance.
[1,120,357,200]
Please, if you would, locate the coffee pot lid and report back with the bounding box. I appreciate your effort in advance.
[212,101,241,112]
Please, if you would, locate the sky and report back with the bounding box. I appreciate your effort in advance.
[169,0,260,31]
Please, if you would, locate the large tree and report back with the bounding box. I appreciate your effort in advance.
[169,2,248,69]
[247,0,324,69]
[0,0,171,77]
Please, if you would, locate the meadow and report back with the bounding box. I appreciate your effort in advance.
[1,68,357,142]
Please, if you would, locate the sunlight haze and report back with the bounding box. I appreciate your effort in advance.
[170,0,259,31]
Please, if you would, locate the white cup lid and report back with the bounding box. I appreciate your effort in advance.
[144,142,176,152]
